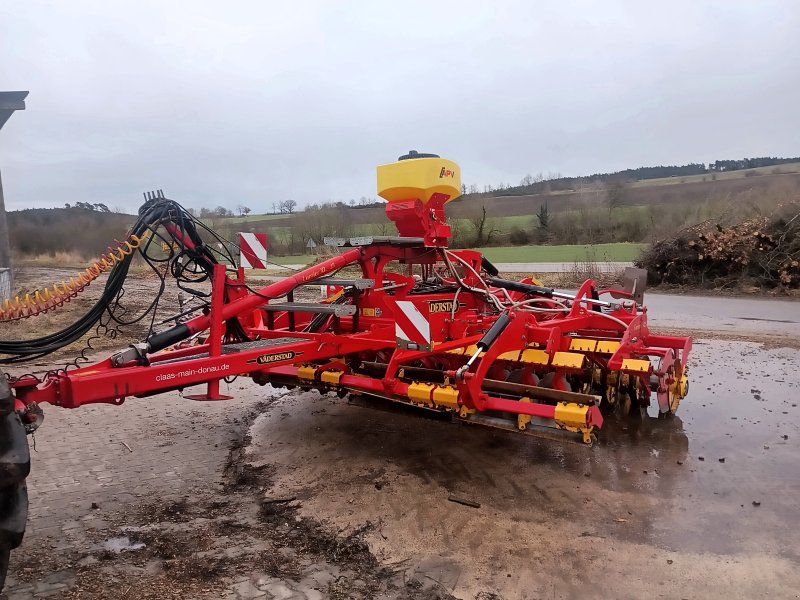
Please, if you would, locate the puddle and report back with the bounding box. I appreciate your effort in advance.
[99,536,146,554]
[737,316,797,324]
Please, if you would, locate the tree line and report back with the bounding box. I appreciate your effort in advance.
[462,155,800,198]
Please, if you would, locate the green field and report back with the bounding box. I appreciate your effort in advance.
[264,243,646,267]
[268,254,311,264]
[222,213,288,224]
[473,243,645,263]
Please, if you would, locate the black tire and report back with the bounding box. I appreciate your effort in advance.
[0,373,30,593]
[0,547,9,592]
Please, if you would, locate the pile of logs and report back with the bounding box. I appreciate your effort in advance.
[637,204,799,289]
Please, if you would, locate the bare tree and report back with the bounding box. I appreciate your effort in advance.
[292,202,355,248]
[236,204,252,217]
[466,205,498,247]
[520,174,534,187]
[605,182,627,214]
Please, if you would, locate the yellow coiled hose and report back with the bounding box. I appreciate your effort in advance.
[0,233,146,322]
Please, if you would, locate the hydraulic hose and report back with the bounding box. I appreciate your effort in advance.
[0,198,218,363]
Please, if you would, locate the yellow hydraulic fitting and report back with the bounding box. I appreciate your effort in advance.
[320,370,343,385]
[517,397,532,431]
[407,382,434,405]
[554,402,594,444]
[297,365,317,381]
[406,382,459,410]
[554,402,589,428]
[431,385,459,410]
[458,405,475,419]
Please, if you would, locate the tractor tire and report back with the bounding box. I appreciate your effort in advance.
[0,372,30,593]
[0,547,9,591]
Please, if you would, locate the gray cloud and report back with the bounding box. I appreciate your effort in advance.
[1,0,798,211]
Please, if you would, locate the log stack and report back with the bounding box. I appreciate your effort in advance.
[637,204,800,289]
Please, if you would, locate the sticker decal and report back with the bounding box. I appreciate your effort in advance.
[248,351,299,365]
[428,300,463,314]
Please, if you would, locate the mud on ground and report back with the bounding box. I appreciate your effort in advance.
[5,397,459,600]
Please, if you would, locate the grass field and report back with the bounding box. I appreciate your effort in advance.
[222,213,288,224]
[267,254,312,264]
[476,243,646,262]
[265,243,647,267]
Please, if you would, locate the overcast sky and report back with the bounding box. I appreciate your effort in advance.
[1,1,799,212]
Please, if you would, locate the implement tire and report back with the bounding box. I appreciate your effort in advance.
[0,373,30,593]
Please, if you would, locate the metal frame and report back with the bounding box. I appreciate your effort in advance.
[10,217,691,443]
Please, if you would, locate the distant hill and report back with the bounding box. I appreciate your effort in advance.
[215,160,800,253]
[8,207,134,258]
[485,156,800,198]
[8,155,800,259]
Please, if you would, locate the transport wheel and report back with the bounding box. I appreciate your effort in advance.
[0,373,29,593]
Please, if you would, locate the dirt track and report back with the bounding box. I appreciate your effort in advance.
[2,267,800,599]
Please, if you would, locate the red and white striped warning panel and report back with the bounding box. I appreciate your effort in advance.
[394,300,431,349]
[238,232,268,269]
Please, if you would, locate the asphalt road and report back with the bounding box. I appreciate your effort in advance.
[644,292,800,338]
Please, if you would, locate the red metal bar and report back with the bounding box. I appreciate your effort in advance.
[185,263,231,400]
[182,248,363,335]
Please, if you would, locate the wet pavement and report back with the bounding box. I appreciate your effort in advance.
[245,339,800,599]
[3,289,800,598]
[645,293,800,338]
